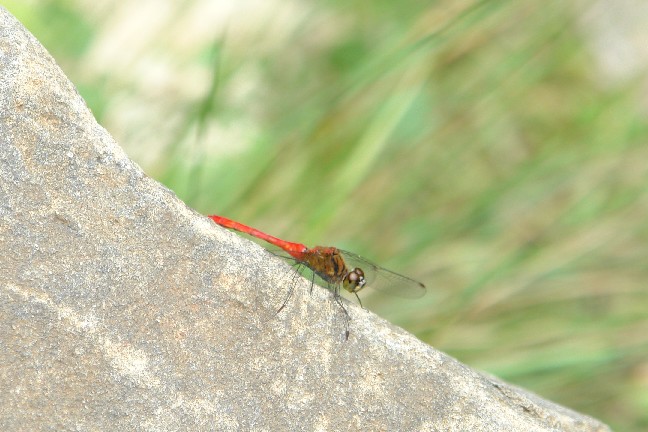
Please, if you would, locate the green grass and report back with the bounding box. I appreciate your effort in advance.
[6,1,648,430]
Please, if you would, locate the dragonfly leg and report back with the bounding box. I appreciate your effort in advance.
[276,263,302,314]
[354,292,364,309]
[331,285,351,340]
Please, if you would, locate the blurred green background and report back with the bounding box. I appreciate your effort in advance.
[6,1,648,429]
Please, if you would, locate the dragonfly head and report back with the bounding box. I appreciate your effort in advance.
[343,267,366,293]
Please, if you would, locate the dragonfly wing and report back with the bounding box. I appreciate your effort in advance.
[265,246,425,298]
[338,250,426,299]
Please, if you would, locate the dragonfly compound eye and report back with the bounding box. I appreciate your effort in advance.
[344,268,366,293]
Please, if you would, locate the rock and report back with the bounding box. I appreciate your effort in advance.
[0,7,610,431]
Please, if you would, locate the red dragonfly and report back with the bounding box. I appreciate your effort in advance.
[208,215,426,338]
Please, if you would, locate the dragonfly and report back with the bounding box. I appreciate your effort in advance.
[208,215,426,338]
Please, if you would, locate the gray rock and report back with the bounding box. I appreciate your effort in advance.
[0,7,610,431]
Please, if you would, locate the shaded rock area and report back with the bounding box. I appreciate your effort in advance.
[0,7,610,431]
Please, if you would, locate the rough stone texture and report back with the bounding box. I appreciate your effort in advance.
[0,7,610,432]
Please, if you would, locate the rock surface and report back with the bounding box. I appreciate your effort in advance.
[0,7,610,431]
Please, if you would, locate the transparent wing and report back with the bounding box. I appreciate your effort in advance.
[338,250,426,299]
[266,246,426,298]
